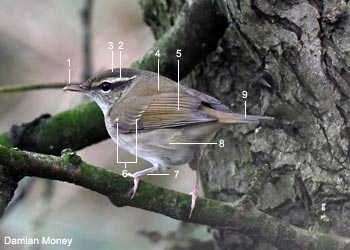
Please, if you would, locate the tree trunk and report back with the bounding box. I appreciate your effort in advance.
[141,0,350,249]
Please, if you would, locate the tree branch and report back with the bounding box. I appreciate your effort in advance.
[0,82,69,93]
[0,145,349,250]
[132,0,227,80]
[0,0,226,93]
[3,103,108,155]
[81,0,93,80]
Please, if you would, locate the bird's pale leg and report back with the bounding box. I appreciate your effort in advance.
[189,167,200,218]
[188,148,204,218]
[127,165,159,199]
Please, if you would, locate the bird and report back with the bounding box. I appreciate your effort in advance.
[64,68,272,217]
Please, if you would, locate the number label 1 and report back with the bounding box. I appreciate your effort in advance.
[67,58,71,67]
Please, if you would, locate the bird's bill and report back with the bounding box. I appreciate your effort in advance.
[63,84,90,92]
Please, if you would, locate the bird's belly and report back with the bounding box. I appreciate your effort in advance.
[115,131,194,166]
[106,125,219,167]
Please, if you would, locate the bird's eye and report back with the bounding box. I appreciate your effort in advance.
[100,82,111,92]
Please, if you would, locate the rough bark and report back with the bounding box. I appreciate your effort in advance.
[134,0,228,80]
[140,0,350,249]
[196,1,350,249]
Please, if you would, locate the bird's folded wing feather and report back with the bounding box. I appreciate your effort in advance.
[108,86,226,133]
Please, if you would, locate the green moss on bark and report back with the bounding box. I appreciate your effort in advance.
[0,132,11,148]
[11,102,108,155]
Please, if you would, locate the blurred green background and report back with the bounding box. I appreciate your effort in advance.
[0,1,211,249]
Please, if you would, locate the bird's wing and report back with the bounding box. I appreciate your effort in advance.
[108,86,223,133]
[184,87,233,113]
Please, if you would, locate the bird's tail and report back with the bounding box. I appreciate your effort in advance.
[217,112,273,123]
[199,105,273,124]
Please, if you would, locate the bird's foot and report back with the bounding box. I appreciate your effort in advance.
[189,187,199,218]
[126,165,160,199]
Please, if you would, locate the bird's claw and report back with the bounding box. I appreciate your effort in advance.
[130,176,140,199]
[189,187,199,218]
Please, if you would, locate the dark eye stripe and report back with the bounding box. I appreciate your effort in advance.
[90,76,137,91]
